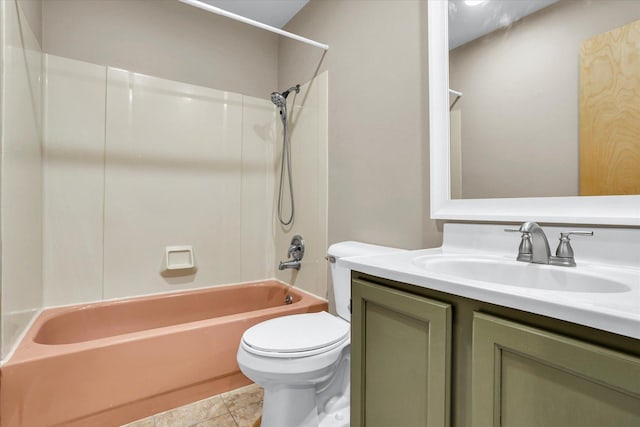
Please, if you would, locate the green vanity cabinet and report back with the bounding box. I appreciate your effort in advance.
[472,312,640,427]
[351,278,452,427]
[351,272,640,427]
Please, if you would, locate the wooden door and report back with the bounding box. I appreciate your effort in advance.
[580,19,640,195]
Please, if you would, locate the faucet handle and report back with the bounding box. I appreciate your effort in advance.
[560,231,594,238]
[505,228,532,262]
[287,234,305,261]
[552,231,593,266]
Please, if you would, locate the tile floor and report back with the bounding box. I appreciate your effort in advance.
[122,384,263,427]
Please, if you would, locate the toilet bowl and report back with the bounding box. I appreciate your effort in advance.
[236,242,405,427]
[237,312,350,427]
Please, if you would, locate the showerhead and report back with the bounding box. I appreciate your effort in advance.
[271,92,287,108]
[270,84,300,109]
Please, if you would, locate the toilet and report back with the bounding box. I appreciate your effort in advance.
[237,242,404,427]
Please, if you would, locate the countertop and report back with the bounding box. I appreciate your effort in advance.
[340,223,640,339]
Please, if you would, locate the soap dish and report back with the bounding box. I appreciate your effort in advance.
[164,245,195,271]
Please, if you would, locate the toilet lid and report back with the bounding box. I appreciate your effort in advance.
[242,312,350,355]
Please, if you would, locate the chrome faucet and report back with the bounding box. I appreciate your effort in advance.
[279,234,305,270]
[506,222,593,267]
[519,222,551,264]
[279,259,301,270]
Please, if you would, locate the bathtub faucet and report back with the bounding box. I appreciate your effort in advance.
[279,235,304,270]
[279,259,301,270]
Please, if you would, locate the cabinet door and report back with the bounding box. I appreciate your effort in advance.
[351,279,451,427]
[472,312,640,427]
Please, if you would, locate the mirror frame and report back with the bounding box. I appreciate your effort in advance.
[428,1,640,226]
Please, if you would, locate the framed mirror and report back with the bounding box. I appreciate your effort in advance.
[428,0,640,225]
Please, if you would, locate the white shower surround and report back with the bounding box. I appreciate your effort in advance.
[42,57,328,307]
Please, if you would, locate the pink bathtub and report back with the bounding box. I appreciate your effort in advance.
[1,280,327,426]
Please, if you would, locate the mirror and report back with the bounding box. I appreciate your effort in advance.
[427,0,640,225]
[448,0,640,199]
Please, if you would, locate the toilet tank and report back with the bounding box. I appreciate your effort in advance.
[328,242,406,321]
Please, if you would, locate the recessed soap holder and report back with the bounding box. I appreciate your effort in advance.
[164,245,196,271]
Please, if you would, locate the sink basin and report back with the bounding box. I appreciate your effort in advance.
[412,255,631,293]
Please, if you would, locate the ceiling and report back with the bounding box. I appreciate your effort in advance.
[200,0,310,29]
[449,0,560,49]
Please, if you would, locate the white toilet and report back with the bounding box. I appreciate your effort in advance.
[237,242,404,427]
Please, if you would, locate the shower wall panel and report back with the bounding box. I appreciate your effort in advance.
[43,56,106,306]
[0,0,44,359]
[42,56,279,305]
[275,73,329,299]
[241,97,278,282]
[103,69,244,298]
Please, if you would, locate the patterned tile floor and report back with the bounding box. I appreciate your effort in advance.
[122,384,263,427]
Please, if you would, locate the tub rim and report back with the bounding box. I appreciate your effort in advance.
[6,279,327,364]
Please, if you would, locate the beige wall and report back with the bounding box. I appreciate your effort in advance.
[42,0,278,98]
[450,0,640,199]
[279,0,442,252]
[1,0,44,359]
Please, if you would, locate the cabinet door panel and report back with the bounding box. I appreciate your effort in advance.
[472,312,640,427]
[352,279,451,427]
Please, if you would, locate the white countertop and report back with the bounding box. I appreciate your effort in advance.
[340,223,640,339]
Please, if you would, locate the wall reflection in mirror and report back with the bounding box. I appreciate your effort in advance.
[448,0,640,200]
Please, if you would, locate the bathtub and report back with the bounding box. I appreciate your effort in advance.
[0,280,327,426]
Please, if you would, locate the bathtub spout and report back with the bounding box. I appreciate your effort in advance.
[279,259,301,270]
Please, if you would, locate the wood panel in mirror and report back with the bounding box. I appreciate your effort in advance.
[580,19,640,196]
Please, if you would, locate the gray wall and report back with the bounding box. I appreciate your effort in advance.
[450,0,640,199]
[42,0,278,98]
[279,0,442,250]
[17,0,42,45]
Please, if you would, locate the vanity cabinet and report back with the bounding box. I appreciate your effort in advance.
[351,278,452,427]
[351,273,640,427]
[473,312,640,427]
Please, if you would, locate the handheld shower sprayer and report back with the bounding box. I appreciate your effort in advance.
[271,84,300,226]
[270,92,286,108]
[270,85,300,123]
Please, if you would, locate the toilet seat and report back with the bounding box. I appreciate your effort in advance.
[241,312,350,358]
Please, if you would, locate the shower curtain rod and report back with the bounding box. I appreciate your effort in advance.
[178,0,330,50]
